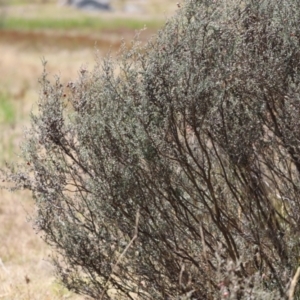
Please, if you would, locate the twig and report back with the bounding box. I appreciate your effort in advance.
[179,259,185,288]
[0,257,8,274]
[100,208,140,299]
[288,266,300,300]
[200,223,207,261]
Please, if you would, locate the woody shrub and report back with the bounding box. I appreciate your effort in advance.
[4,0,300,299]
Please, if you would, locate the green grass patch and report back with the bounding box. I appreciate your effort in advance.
[0,94,16,164]
[1,16,164,31]
[0,93,15,124]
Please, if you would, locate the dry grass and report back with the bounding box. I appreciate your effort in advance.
[0,190,85,300]
[0,39,92,297]
[0,42,105,300]
[0,1,173,298]
[0,38,115,300]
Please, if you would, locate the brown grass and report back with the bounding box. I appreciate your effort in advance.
[0,38,105,300]
[0,190,85,300]
[0,38,110,299]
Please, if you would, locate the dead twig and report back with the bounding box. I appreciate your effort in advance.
[288,266,300,300]
[100,208,140,299]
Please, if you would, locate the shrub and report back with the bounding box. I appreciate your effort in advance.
[3,0,300,299]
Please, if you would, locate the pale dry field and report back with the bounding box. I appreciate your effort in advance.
[0,2,176,299]
[0,37,99,300]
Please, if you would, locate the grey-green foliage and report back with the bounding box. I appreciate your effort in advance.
[4,0,300,299]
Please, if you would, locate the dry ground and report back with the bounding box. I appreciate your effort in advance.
[0,2,176,299]
[0,37,100,300]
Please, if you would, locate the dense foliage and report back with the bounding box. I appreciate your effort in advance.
[4,0,300,299]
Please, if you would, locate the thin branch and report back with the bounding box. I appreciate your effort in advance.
[100,208,140,299]
[288,267,300,300]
